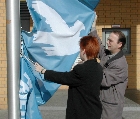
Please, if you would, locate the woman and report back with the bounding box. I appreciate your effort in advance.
[34,36,103,119]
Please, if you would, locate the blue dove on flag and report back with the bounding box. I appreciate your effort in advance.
[20,0,100,118]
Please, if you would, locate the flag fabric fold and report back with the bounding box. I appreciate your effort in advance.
[20,0,100,118]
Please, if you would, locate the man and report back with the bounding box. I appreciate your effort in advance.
[89,15,128,119]
[34,36,103,119]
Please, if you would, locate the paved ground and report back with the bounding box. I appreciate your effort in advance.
[1,89,140,119]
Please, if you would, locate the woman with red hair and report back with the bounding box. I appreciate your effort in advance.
[34,36,103,119]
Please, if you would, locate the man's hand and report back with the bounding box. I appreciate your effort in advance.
[92,12,97,28]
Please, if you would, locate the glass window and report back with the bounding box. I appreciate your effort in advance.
[20,1,30,31]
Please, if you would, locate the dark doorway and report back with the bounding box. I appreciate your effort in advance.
[20,1,30,31]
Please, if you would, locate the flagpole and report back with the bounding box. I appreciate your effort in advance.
[6,0,21,119]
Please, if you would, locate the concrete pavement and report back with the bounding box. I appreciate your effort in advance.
[1,89,140,119]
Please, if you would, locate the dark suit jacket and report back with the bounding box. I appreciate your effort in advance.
[44,59,103,119]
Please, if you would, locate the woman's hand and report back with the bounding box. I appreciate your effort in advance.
[34,62,46,74]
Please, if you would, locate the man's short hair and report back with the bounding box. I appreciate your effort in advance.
[112,31,126,49]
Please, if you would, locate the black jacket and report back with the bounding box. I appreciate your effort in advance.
[44,59,103,119]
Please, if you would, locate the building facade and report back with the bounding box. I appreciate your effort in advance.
[0,0,7,109]
[0,0,140,109]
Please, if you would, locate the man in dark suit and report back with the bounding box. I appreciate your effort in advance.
[34,36,103,119]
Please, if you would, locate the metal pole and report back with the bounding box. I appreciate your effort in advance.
[6,0,21,119]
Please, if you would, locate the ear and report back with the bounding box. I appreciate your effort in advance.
[83,49,86,54]
[118,42,122,49]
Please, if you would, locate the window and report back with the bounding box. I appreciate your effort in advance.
[102,28,131,55]
[20,1,30,31]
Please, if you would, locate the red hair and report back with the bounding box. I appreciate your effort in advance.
[80,36,99,60]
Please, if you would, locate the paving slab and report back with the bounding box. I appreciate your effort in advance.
[1,89,140,119]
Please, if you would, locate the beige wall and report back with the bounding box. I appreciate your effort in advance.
[0,0,140,109]
[0,0,7,109]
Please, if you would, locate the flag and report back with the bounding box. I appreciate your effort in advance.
[20,0,100,118]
